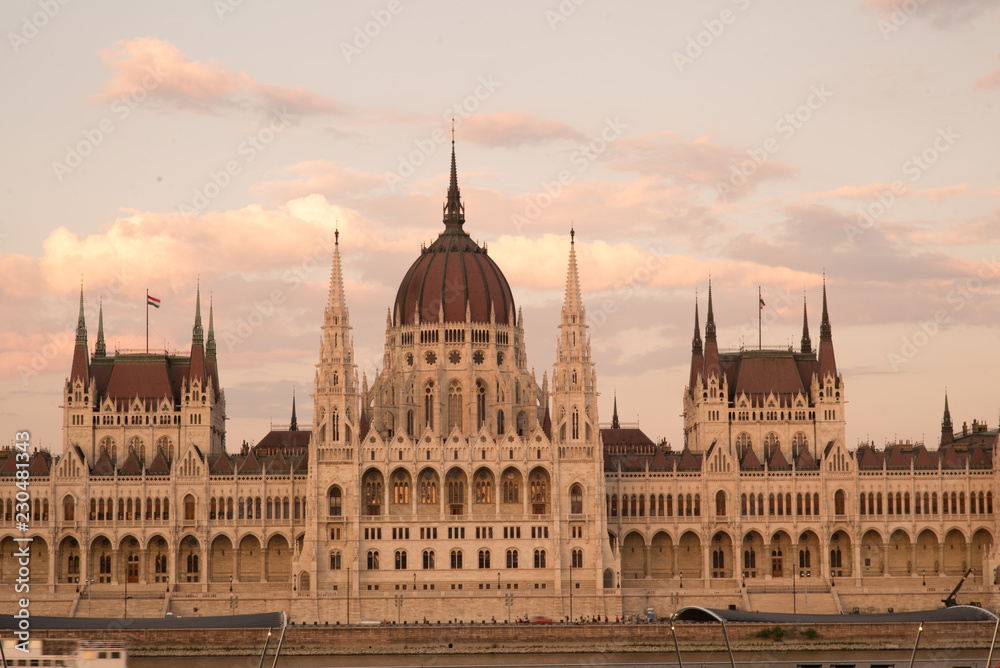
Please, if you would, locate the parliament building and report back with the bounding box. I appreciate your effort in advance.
[1,146,997,621]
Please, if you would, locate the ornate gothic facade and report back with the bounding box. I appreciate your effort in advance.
[1,147,997,621]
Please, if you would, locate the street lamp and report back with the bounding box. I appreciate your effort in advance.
[230,574,233,593]
[922,569,926,586]
[293,573,297,593]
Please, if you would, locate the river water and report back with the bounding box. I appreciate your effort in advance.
[130,648,991,667]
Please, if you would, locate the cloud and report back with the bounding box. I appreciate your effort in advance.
[92,37,340,115]
[917,184,969,200]
[807,183,900,201]
[459,112,585,147]
[864,0,1000,27]
[606,131,797,197]
[254,160,389,201]
[974,67,1000,90]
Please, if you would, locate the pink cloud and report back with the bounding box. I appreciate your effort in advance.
[607,131,797,197]
[254,161,389,201]
[974,68,1000,89]
[459,112,585,147]
[806,183,900,200]
[916,184,970,200]
[91,37,340,115]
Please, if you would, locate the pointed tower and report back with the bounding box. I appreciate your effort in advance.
[66,285,94,460]
[290,390,298,431]
[95,300,107,358]
[70,286,89,384]
[442,131,465,231]
[551,227,599,446]
[189,284,206,385]
[611,391,620,430]
[688,295,703,397]
[800,294,812,354]
[206,299,217,359]
[314,227,359,451]
[703,280,720,382]
[941,392,954,446]
[818,278,837,384]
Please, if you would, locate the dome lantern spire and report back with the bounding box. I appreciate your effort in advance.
[442,120,465,231]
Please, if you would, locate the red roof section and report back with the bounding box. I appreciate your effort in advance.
[392,230,515,326]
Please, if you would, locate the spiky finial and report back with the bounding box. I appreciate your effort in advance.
[612,390,620,430]
[442,125,465,230]
[192,281,204,345]
[705,279,716,341]
[800,292,812,354]
[290,389,298,431]
[692,291,702,354]
[95,299,106,357]
[206,297,216,358]
[75,282,87,345]
[820,275,832,340]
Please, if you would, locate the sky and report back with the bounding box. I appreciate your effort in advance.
[2,0,999,454]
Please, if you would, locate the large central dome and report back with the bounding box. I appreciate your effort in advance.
[392,145,515,326]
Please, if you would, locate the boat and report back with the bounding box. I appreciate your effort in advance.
[1,638,128,667]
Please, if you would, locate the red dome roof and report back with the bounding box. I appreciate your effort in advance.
[392,143,515,326]
[393,231,515,326]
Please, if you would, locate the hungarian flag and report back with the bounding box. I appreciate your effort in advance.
[759,297,766,309]
[147,295,161,309]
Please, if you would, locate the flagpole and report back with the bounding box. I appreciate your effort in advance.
[146,289,149,354]
[758,286,762,351]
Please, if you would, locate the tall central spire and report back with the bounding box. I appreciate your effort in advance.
[563,227,583,317]
[442,123,465,231]
[800,293,812,354]
[327,226,348,323]
[192,282,204,345]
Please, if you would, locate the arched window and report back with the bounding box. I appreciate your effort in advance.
[394,550,407,570]
[572,549,583,568]
[533,549,546,568]
[715,491,726,517]
[424,383,435,429]
[506,549,518,568]
[741,494,748,516]
[63,496,75,522]
[478,549,491,569]
[448,381,463,432]
[423,550,435,569]
[329,487,342,516]
[450,549,463,569]
[735,432,752,460]
[476,381,487,430]
[332,410,340,441]
[367,550,379,570]
[475,471,493,504]
[497,409,505,435]
[393,472,410,504]
[610,494,618,517]
[834,490,845,515]
[330,551,342,570]
[406,410,414,437]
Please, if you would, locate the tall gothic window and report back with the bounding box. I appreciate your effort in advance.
[476,381,486,431]
[571,408,580,440]
[448,381,463,432]
[424,383,435,430]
